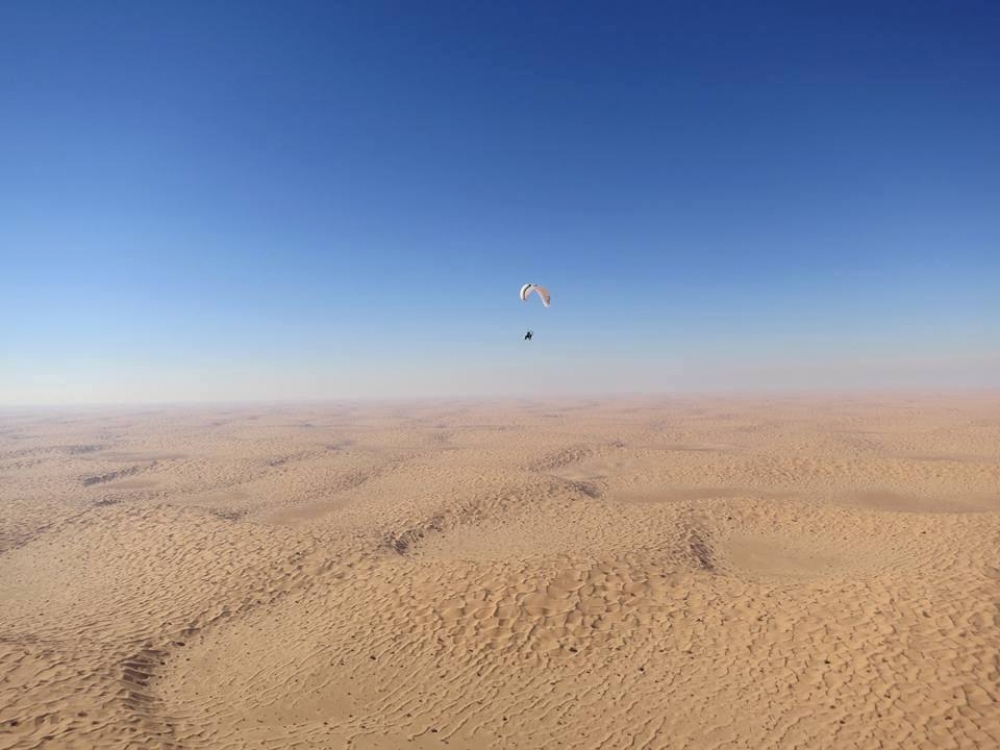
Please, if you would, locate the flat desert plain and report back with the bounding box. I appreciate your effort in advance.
[2,395,999,750]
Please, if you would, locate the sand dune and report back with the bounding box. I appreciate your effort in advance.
[2,395,999,749]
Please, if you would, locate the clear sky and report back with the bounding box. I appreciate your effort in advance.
[2,1,998,404]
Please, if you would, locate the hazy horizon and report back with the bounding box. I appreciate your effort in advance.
[3,2,998,406]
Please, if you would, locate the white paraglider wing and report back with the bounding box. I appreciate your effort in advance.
[520,283,551,307]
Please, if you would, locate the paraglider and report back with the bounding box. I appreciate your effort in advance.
[520,283,550,340]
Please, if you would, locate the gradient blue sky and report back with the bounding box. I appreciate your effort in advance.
[2,1,998,404]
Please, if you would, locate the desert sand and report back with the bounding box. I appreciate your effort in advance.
[1,395,999,749]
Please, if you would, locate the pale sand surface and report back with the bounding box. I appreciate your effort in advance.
[1,395,999,749]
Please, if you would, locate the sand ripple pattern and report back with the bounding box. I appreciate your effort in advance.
[2,396,1000,749]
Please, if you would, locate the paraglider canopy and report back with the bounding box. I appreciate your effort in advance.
[520,283,551,307]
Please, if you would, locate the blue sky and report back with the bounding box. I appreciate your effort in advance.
[2,1,998,404]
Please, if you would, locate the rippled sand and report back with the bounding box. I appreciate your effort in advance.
[2,395,999,749]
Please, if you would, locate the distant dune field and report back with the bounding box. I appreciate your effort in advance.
[2,395,999,749]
